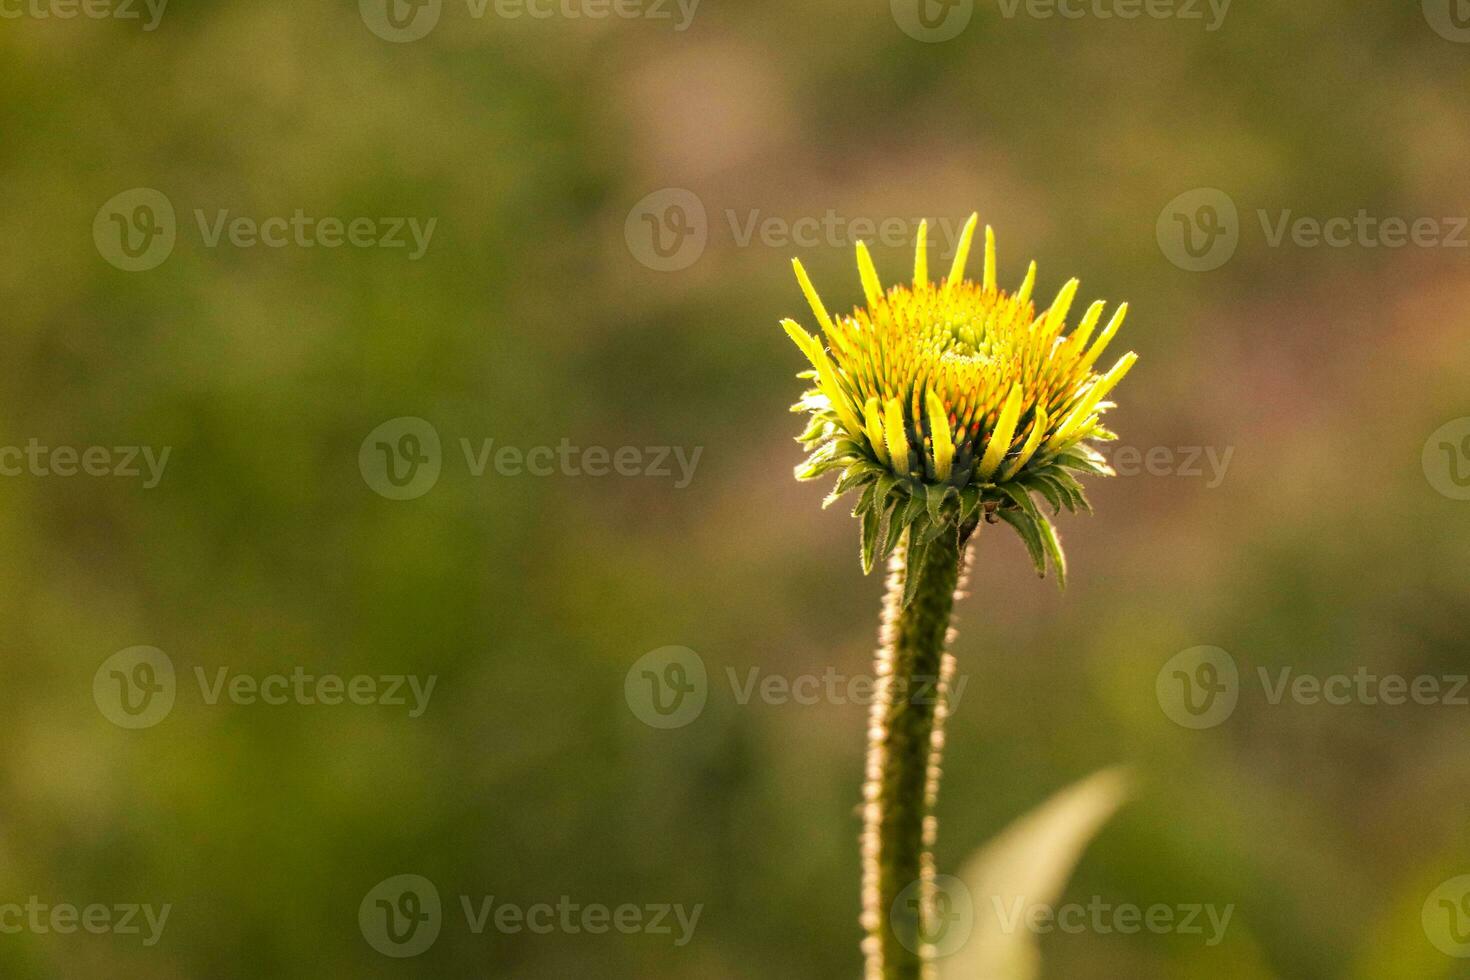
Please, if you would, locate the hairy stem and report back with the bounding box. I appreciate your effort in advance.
[861,524,972,980]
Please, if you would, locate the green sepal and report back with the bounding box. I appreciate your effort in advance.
[852,479,879,518]
[902,533,931,607]
[997,507,1045,576]
[880,497,906,566]
[860,505,882,574]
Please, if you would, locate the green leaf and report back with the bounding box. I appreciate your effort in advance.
[1028,476,1063,515]
[926,482,945,525]
[997,508,1045,576]
[880,498,907,566]
[860,505,881,574]
[959,486,982,527]
[874,472,898,511]
[1035,510,1067,589]
[902,490,928,527]
[938,769,1130,980]
[901,533,930,607]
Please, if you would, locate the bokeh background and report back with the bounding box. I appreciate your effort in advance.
[3,0,1470,976]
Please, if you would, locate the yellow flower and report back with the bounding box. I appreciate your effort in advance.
[783,213,1137,584]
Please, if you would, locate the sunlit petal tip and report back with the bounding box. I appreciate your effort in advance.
[883,398,911,474]
[946,212,979,288]
[925,389,955,482]
[1017,260,1037,305]
[983,225,997,292]
[864,396,890,466]
[1044,278,1080,335]
[914,220,929,285]
[856,241,884,309]
[792,257,834,333]
[978,385,1024,480]
[999,405,1048,481]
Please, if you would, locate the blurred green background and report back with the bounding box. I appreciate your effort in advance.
[3,0,1470,976]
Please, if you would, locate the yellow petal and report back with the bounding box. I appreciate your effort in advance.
[1017,261,1037,306]
[1043,278,1079,338]
[1045,352,1137,451]
[946,212,979,289]
[791,258,833,334]
[1078,302,1127,372]
[782,318,863,437]
[883,398,911,474]
[1068,300,1107,353]
[925,390,954,482]
[978,385,1024,480]
[983,224,997,293]
[856,241,883,309]
[999,405,1048,481]
[914,221,930,286]
[864,396,889,465]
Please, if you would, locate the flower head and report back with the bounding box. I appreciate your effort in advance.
[784,213,1137,586]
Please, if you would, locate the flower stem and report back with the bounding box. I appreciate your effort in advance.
[862,524,972,980]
